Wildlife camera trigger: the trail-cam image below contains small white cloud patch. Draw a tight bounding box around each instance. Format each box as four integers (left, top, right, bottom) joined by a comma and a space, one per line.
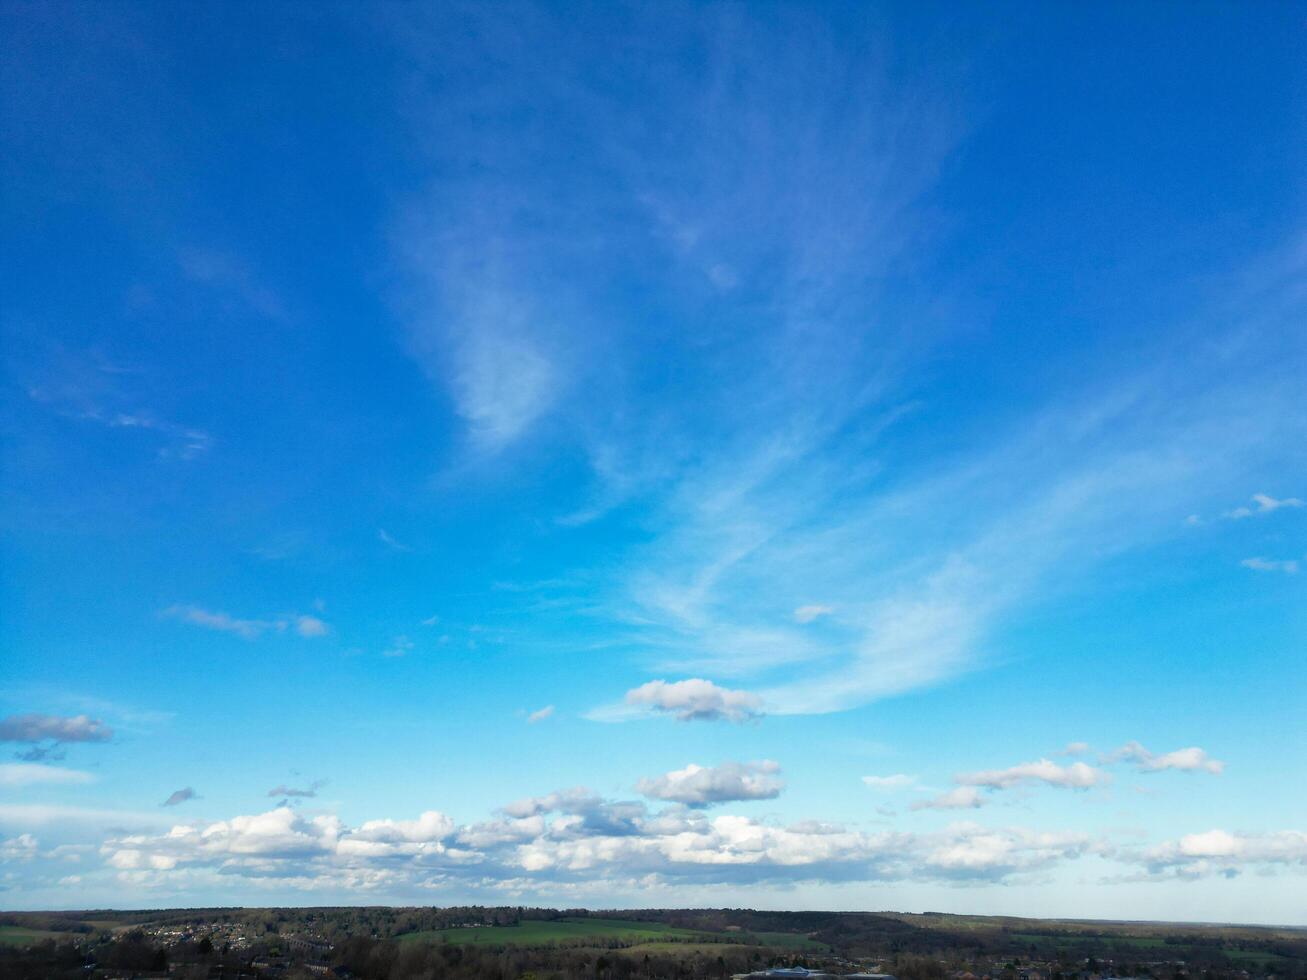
793, 604, 834, 624
623, 679, 763, 723
637, 761, 784, 806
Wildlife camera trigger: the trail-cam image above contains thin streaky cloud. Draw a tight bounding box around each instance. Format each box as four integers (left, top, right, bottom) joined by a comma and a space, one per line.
1240, 556, 1299, 574
0, 714, 112, 744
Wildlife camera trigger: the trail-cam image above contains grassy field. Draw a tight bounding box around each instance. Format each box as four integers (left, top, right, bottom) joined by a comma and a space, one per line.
397, 917, 707, 947
621, 941, 768, 955
0, 925, 69, 947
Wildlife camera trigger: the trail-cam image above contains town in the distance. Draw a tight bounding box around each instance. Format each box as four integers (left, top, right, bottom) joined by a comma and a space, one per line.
1, 906, 1304, 980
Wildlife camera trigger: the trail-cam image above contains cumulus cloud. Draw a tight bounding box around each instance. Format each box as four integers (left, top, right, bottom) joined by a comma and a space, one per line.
0, 833, 39, 862
862, 774, 917, 791
1136, 829, 1307, 878
500, 787, 601, 820
90, 791, 1104, 892
621, 679, 763, 723
794, 604, 834, 624
1225, 492, 1304, 519
957, 759, 1110, 791
911, 787, 986, 811
1240, 556, 1299, 574
162, 788, 197, 807
527, 705, 555, 724
0, 713, 113, 744
1109, 742, 1224, 775
636, 761, 784, 807
1059, 741, 1090, 756
0, 763, 95, 788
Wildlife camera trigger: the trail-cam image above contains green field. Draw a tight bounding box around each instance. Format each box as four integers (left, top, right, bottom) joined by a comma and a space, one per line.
623, 941, 765, 955
1221, 949, 1294, 964
0, 925, 68, 947
397, 917, 707, 946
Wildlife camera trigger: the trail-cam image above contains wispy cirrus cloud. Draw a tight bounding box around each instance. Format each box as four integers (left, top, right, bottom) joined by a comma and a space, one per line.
1224, 492, 1303, 519
794, 604, 834, 624
0, 763, 95, 789
1240, 556, 1300, 574
161, 605, 330, 640
378, 528, 412, 552
21, 347, 213, 460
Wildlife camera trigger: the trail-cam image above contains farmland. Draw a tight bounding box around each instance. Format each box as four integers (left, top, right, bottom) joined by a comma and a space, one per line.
0, 925, 67, 946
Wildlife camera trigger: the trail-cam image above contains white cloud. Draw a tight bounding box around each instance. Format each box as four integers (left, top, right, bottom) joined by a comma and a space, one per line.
1059, 741, 1090, 756
1225, 492, 1304, 519
0, 713, 112, 744
163, 605, 328, 641
957, 759, 1110, 791
862, 774, 917, 791
922, 822, 1098, 875
1138, 829, 1307, 877
1240, 556, 1299, 574
526, 705, 555, 724
86, 795, 1108, 891
794, 604, 834, 624
1109, 742, 1224, 775
912, 787, 986, 811
163, 605, 271, 639
636, 761, 784, 807
0, 833, 39, 862
0, 763, 95, 789
620, 679, 763, 723
452, 330, 557, 449
378, 528, 412, 552
296, 615, 330, 637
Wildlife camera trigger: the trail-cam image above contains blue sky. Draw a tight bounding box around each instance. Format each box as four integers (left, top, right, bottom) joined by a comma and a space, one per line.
2, 1, 1305, 921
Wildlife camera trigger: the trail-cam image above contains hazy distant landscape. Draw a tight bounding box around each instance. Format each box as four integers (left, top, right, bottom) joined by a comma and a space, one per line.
3, 906, 1306, 979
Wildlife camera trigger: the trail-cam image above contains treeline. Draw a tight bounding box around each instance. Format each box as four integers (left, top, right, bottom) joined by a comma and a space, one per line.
335, 937, 834, 980
0, 931, 168, 980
